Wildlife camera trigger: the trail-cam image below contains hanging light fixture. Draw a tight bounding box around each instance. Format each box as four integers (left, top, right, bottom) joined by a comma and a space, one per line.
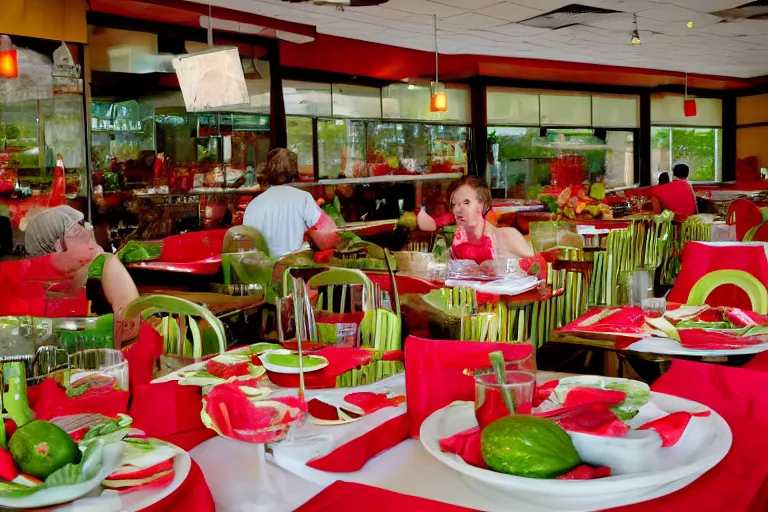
0, 35, 18, 79
430, 14, 447, 113
683, 72, 697, 117
630, 14, 641, 45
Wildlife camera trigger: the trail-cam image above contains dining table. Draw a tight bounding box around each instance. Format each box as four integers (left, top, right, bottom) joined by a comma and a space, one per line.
181, 360, 768, 512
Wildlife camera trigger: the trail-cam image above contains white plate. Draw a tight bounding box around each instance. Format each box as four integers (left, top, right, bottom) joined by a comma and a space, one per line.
420, 394, 731, 511
627, 336, 768, 357
54, 441, 191, 512
0, 443, 124, 510
258, 349, 329, 374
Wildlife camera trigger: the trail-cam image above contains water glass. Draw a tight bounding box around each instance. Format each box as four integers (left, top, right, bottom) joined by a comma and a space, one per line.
68, 348, 129, 391
474, 368, 535, 428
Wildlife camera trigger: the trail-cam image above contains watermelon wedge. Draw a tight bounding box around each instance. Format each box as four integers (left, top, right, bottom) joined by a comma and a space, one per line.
102, 468, 175, 493
107, 459, 174, 481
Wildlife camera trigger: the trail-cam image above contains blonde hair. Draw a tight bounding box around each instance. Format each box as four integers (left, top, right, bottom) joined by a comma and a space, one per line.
447, 176, 493, 216
261, 148, 299, 186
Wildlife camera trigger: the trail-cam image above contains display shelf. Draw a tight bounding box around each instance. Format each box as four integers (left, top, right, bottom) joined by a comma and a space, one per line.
293, 172, 463, 186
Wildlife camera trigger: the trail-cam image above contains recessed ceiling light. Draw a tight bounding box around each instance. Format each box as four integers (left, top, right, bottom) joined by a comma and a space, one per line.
687, 21, 694, 28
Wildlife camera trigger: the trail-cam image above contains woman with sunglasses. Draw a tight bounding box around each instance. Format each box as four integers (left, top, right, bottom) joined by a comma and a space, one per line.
243, 148, 339, 257
24, 205, 139, 316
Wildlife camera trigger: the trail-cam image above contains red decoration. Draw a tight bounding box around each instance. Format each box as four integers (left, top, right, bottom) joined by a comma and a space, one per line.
684, 98, 697, 117
0, 49, 17, 79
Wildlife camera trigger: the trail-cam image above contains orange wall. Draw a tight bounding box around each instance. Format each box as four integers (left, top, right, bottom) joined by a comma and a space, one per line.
737, 94, 768, 168
0, 0, 87, 43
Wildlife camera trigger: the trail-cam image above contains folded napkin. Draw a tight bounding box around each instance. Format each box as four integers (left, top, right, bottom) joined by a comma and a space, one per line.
28, 378, 129, 421
306, 413, 408, 472
636, 410, 711, 447
129, 381, 206, 441
608, 360, 768, 512
265, 347, 403, 389
405, 336, 533, 438
296, 481, 478, 512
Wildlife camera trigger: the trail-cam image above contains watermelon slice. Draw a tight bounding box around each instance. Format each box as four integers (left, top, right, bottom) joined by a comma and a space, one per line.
107, 459, 174, 481
201, 384, 305, 444
206, 359, 250, 379
68, 374, 118, 397
102, 468, 175, 493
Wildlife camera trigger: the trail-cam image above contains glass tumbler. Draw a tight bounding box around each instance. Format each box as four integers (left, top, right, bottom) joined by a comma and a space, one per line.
474, 367, 535, 428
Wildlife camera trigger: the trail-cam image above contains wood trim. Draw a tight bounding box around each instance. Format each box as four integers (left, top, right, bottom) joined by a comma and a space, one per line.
735, 121, 768, 129
722, 96, 736, 182
469, 78, 487, 178
638, 92, 651, 187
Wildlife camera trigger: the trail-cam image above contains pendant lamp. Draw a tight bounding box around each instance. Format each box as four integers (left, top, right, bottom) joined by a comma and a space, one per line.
430, 14, 447, 113
0, 35, 18, 79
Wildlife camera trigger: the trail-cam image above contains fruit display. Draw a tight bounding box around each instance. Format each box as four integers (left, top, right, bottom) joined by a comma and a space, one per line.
542, 183, 613, 220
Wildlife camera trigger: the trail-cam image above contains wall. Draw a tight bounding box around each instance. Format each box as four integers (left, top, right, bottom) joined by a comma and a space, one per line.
0, 0, 87, 43
737, 94, 768, 169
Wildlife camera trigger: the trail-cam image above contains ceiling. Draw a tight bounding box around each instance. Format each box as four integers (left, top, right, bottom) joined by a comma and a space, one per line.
185, 0, 768, 79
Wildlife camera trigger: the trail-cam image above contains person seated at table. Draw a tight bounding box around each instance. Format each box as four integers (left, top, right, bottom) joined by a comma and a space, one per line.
24, 205, 139, 315
448, 176, 533, 264
244, 148, 339, 258
649, 163, 697, 217
658, 172, 670, 185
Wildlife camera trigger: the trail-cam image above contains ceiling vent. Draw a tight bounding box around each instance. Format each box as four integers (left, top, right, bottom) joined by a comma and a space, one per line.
280, 0, 389, 6
518, 4, 621, 29
714, 1, 768, 20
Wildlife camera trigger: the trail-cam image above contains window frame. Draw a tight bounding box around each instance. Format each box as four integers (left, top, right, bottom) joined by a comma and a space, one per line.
651, 125, 723, 184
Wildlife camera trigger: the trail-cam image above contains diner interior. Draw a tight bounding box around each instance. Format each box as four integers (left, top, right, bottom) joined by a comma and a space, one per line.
1, 0, 768, 511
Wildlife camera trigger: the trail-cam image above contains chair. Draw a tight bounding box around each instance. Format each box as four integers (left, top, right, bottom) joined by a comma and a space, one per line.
687, 270, 768, 315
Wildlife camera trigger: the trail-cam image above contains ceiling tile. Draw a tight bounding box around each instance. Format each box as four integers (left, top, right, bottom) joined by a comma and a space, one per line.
474, 2, 543, 22
383, 0, 467, 17
701, 19, 768, 36
497, 0, 572, 11
318, 20, 387, 33
669, 0, 749, 14
433, 0, 504, 9
441, 12, 509, 29
638, 5, 722, 25
485, 22, 551, 36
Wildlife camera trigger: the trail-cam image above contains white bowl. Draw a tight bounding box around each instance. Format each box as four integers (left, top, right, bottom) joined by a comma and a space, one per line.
420, 393, 731, 511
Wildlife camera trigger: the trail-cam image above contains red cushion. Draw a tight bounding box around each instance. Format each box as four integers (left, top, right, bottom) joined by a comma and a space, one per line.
651, 180, 697, 218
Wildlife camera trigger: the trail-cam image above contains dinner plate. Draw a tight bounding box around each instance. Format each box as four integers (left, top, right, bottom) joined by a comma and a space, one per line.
54, 441, 191, 512
259, 349, 329, 374
627, 336, 768, 357
420, 394, 731, 511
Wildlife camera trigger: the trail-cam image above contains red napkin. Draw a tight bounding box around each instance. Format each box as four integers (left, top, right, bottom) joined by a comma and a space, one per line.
636, 410, 711, 448
562, 387, 626, 408
438, 425, 611, 480
537, 403, 629, 437
28, 379, 129, 421
678, 329, 767, 350
296, 481, 478, 512
404, 336, 533, 438
142, 460, 215, 512
129, 381, 205, 441
608, 360, 768, 512
438, 426, 486, 469
122, 323, 164, 393
159, 229, 227, 263
265, 347, 403, 389
306, 413, 408, 472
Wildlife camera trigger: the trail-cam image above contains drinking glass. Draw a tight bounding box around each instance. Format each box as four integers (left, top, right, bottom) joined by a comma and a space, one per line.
68, 348, 129, 391
474, 367, 535, 428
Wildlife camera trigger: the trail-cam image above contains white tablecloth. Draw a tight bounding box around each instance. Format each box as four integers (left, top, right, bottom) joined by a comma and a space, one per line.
190, 372, 573, 512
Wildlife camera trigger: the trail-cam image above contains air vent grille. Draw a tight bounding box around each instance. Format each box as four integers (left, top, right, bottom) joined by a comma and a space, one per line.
519, 4, 620, 29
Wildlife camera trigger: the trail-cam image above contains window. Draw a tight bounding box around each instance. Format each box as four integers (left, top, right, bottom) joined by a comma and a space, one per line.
651, 127, 721, 183
317, 119, 366, 179
382, 83, 470, 123
487, 126, 635, 197
286, 116, 314, 181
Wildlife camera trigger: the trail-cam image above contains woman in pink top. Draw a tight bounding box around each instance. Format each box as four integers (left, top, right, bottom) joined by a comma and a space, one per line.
448, 176, 533, 264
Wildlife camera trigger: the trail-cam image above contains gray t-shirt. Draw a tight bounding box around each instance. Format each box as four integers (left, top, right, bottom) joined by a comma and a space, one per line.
243, 186, 322, 258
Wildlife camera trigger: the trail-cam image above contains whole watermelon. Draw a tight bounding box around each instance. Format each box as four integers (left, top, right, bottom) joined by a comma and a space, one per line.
481, 415, 580, 479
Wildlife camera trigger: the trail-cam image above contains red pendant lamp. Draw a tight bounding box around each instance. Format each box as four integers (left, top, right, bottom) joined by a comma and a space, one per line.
683, 72, 697, 117
430, 14, 447, 113
0, 35, 18, 79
